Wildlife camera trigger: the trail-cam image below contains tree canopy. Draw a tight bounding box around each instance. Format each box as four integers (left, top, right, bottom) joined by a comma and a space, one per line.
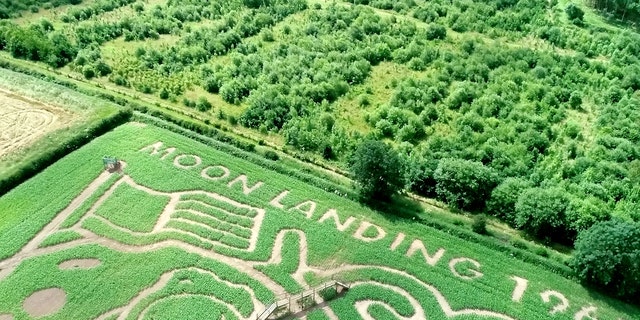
349, 140, 405, 202
571, 219, 640, 303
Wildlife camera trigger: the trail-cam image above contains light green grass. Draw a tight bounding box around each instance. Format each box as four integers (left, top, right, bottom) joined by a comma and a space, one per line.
95, 182, 170, 233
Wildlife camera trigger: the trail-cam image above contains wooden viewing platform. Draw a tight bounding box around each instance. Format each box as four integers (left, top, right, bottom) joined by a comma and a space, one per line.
256, 280, 350, 320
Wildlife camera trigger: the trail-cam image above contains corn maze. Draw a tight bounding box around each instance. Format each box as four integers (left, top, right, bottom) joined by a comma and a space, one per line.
0, 123, 636, 320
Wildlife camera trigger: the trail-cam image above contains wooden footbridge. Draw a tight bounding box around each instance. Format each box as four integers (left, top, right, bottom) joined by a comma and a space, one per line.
257, 280, 350, 320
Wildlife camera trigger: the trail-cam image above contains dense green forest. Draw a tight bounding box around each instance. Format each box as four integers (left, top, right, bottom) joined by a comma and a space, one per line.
1, 0, 640, 298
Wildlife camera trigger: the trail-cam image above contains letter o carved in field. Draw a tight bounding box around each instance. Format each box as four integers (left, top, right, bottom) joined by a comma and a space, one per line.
201, 165, 231, 181
173, 154, 202, 169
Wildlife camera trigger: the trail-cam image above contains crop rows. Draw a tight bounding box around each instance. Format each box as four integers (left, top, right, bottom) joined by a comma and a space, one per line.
0, 123, 637, 319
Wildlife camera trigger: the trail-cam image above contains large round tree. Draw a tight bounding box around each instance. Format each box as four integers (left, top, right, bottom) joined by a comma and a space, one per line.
514, 187, 568, 241
571, 219, 640, 303
350, 140, 405, 202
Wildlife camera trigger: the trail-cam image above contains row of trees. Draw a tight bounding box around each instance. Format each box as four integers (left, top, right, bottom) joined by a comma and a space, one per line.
60, 0, 135, 22
0, 0, 82, 19
350, 139, 639, 303
0, 22, 77, 67
586, 0, 640, 23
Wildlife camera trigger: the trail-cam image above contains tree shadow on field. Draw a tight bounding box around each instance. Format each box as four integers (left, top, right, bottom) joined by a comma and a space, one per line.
363, 193, 426, 224
584, 283, 640, 315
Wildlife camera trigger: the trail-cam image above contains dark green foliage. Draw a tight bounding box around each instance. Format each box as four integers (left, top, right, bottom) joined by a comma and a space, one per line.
586, 0, 640, 23
515, 188, 569, 241
565, 3, 585, 24
5, 26, 51, 61
571, 219, 640, 303
426, 23, 447, 40
159, 87, 170, 100
322, 145, 334, 160
0, 23, 77, 67
405, 157, 438, 198
486, 178, 532, 224
0, 0, 84, 19
61, 0, 135, 22
472, 214, 488, 234
350, 140, 405, 202
94, 60, 112, 77
434, 158, 499, 211
264, 150, 279, 161
82, 65, 96, 79
196, 97, 212, 112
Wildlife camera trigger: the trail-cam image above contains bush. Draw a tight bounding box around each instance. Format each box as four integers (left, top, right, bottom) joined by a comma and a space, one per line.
159, 88, 169, 100
264, 150, 279, 161
534, 247, 549, 258
571, 219, 640, 303
322, 145, 333, 160
196, 97, 212, 112
426, 24, 447, 40
514, 187, 569, 241
472, 214, 488, 234
434, 158, 499, 211
486, 178, 532, 224
565, 4, 584, 25
82, 65, 95, 79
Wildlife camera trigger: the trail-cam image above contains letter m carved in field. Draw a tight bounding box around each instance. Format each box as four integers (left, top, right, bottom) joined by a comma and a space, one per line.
139, 142, 176, 160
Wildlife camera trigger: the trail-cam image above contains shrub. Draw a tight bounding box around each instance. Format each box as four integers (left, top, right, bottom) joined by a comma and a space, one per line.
434, 158, 499, 210
514, 187, 569, 241
94, 60, 112, 76
565, 3, 584, 25
264, 150, 279, 161
261, 30, 274, 42
196, 97, 212, 112
486, 178, 532, 224
534, 247, 549, 258
82, 65, 95, 79
159, 88, 169, 100
426, 24, 447, 40
182, 98, 195, 108
472, 214, 488, 234
322, 145, 334, 160
571, 219, 640, 303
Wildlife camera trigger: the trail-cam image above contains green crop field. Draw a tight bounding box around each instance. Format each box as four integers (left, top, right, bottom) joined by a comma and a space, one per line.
2, 0, 640, 256
0, 122, 637, 319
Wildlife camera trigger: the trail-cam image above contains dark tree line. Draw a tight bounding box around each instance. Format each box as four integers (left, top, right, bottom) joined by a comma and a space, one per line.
586, 0, 640, 23
0, 0, 82, 19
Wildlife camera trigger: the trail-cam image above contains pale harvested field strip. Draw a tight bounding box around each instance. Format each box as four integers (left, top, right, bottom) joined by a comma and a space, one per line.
0, 88, 74, 158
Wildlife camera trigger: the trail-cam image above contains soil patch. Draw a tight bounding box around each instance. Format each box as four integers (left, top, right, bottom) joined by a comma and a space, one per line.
58, 258, 102, 270
23, 287, 66, 318
0, 314, 14, 320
